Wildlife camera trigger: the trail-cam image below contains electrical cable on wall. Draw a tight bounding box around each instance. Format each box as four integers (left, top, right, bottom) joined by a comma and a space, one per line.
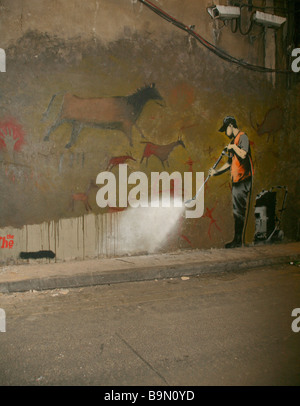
233, 1, 298, 15
137, 0, 293, 74
238, 7, 255, 35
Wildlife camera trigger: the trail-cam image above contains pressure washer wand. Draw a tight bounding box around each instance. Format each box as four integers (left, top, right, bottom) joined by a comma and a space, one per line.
185, 149, 227, 205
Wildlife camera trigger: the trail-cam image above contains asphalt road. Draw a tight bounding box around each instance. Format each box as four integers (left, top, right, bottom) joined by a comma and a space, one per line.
0, 263, 299, 386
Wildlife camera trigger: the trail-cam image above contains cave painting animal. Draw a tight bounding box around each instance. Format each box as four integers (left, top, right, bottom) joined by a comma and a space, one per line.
106, 152, 136, 171
71, 180, 98, 211
43, 83, 164, 148
250, 106, 284, 142
140, 136, 186, 168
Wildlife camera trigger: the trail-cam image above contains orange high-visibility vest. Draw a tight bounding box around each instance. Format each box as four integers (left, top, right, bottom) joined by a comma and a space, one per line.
231, 132, 254, 183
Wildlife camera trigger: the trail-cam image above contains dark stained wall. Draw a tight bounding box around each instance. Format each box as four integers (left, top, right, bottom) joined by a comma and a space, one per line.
0, 0, 299, 259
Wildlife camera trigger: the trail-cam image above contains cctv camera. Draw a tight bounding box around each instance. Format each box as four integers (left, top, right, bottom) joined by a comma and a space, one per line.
207, 5, 240, 20
253, 11, 286, 28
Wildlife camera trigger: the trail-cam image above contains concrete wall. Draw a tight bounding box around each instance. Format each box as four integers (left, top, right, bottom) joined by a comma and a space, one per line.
0, 0, 299, 264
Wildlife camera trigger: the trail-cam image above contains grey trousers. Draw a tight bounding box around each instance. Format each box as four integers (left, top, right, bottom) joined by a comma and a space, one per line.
232, 177, 252, 222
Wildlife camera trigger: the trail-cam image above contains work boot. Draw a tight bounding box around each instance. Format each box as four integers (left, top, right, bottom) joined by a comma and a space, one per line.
225, 218, 244, 249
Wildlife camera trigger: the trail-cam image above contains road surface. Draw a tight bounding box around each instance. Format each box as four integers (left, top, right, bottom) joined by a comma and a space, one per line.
0, 263, 299, 386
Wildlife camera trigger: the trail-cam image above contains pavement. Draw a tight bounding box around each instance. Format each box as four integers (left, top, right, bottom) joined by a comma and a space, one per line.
0, 241, 299, 293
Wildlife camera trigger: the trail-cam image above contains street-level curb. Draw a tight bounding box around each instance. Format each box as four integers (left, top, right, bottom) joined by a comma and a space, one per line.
0, 249, 299, 293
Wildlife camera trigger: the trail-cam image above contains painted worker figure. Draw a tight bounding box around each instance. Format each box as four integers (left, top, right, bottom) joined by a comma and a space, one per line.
208, 116, 253, 248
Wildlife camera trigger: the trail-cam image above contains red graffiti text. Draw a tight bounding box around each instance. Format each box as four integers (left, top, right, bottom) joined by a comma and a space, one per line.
0, 235, 14, 249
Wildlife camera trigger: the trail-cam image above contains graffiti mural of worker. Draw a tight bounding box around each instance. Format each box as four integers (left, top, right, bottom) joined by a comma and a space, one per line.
208, 116, 254, 248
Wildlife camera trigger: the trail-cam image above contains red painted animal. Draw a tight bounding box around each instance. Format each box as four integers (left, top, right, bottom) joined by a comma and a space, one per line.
250, 106, 283, 142
106, 153, 136, 171
140, 137, 186, 168
71, 180, 98, 211
43, 84, 164, 148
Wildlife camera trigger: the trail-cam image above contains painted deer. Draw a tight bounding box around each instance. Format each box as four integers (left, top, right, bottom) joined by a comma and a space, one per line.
43, 83, 164, 148
106, 152, 136, 171
71, 180, 98, 211
140, 136, 186, 168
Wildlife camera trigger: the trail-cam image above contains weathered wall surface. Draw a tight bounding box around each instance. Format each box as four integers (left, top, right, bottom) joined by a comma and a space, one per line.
0, 0, 299, 264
